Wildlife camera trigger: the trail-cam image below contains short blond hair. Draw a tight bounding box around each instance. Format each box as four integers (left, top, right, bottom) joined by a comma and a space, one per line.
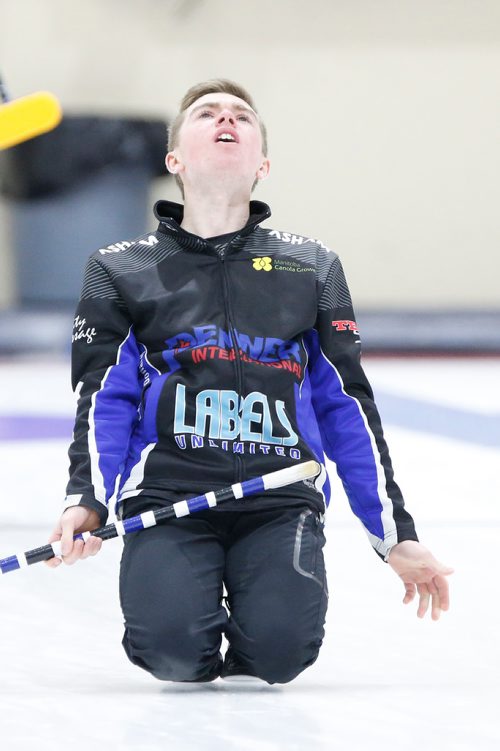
167, 79, 268, 197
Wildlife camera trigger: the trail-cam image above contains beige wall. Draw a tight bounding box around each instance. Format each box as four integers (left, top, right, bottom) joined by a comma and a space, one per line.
1, 0, 499, 309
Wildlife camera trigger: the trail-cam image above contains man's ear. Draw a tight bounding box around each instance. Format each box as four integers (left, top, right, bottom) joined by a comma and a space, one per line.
166, 151, 184, 175
256, 158, 270, 181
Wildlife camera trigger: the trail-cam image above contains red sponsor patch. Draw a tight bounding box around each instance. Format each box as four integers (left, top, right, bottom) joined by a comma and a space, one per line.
331, 320, 359, 334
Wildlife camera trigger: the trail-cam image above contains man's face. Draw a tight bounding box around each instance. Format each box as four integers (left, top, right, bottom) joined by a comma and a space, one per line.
167, 93, 269, 192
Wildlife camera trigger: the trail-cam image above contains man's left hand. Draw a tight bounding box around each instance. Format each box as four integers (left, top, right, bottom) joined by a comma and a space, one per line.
386, 540, 454, 620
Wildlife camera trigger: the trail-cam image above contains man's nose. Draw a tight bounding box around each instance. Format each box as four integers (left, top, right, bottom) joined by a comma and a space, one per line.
217, 110, 236, 126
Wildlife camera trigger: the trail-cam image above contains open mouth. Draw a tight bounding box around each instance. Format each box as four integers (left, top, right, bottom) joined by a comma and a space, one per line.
214, 129, 239, 144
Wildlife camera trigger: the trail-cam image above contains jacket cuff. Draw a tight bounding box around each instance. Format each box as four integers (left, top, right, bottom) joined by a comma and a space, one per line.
63, 494, 109, 527
371, 525, 419, 562
382, 528, 420, 563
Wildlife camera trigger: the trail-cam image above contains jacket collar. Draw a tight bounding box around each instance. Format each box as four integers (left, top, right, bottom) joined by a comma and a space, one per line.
154, 199, 271, 249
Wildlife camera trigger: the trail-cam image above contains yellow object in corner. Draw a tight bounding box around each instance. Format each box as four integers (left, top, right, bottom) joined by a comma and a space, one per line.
0, 91, 62, 149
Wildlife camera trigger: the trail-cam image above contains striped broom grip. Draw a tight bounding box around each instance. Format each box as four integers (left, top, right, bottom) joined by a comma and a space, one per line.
0, 461, 320, 575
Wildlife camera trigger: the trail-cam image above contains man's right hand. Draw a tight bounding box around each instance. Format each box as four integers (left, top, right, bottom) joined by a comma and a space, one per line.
45, 506, 103, 568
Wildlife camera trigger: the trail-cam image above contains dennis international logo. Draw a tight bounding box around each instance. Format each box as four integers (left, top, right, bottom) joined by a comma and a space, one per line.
252, 257, 273, 271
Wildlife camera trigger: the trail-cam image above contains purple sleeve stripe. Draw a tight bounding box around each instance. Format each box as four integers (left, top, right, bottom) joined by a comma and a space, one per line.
293, 375, 330, 508
316, 349, 387, 539
90, 328, 142, 504
304, 329, 395, 543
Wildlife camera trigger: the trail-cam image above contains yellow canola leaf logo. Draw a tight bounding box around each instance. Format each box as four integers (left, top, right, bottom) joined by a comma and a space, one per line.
252, 257, 273, 271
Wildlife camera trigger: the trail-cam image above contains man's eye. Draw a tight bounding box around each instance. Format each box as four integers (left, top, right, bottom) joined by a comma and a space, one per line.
199, 111, 213, 118
237, 115, 251, 122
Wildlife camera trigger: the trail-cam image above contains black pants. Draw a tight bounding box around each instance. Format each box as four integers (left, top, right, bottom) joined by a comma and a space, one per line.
119, 503, 328, 684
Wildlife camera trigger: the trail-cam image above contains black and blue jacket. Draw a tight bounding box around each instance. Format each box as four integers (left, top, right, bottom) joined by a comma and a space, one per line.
65, 199, 418, 559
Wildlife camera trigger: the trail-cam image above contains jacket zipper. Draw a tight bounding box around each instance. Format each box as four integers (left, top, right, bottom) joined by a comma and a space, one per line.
216, 240, 244, 483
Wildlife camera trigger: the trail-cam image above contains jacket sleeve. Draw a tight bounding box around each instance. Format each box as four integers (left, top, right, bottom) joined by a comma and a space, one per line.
305, 250, 418, 560
64, 256, 142, 525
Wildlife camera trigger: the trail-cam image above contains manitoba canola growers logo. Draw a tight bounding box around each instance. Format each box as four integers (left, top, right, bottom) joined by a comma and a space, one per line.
252, 257, 273, 271
251, 256, 314, 273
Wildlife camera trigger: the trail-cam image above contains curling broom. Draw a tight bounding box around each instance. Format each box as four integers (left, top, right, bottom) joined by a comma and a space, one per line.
0, 460, 321, 574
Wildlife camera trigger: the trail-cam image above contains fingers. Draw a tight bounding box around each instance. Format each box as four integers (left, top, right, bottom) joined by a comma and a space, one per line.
416, 583, 431, 618
401, 572, 451, 620
79, 535, 103, 560
61, 537, 85, 565
433, 574, 450, 613
45, 508, 103, 569
60, 515, 88, 564
392, 543, 453, 619
57, 536, 103, 565
44, 525, 63, 568
60, 515, 77, 558
415, 579, 448, 620
434, 559, 454, 577
403, 582, 415, 605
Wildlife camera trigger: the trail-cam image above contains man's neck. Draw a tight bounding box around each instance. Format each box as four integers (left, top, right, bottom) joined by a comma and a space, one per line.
180, 188, 251, 239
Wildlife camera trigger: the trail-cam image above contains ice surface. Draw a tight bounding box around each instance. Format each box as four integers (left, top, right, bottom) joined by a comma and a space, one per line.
0, 357, 499, 751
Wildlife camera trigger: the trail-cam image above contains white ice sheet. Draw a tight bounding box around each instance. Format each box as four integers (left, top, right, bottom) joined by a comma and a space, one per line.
0, 358, 498, 750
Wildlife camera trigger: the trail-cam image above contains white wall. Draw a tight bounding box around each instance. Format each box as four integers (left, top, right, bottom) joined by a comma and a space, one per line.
1, 0, 499, 309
